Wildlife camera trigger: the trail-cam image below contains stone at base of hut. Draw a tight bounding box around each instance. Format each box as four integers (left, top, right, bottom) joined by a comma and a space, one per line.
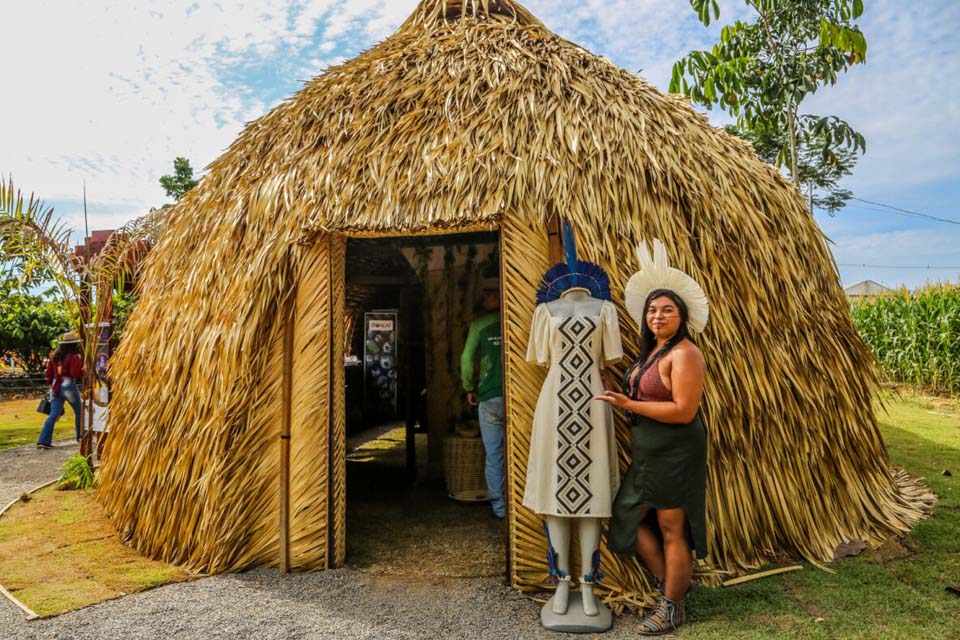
832, 539, 868, 560
540, 591, 612, 633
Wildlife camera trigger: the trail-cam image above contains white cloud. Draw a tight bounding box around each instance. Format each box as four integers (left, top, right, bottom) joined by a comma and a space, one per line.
0, 0, 407, 229
525, 0, 753, 88
838, 228, 958, 260
4, 1, 302, 207
1, 0, 956, 290
802, 2, 960, 194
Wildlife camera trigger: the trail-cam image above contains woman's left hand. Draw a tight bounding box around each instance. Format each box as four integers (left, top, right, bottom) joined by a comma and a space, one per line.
594, 390, 631, 409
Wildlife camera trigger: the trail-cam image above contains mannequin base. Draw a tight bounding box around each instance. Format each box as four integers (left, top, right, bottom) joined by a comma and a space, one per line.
540, 591, 613, 633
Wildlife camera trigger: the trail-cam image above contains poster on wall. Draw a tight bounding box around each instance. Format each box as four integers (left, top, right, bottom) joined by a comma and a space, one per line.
364, 311, 399, 420
94, 322, 111, 384
87, 322, 112, 433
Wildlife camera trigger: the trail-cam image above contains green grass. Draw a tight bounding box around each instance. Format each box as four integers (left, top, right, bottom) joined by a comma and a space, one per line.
684, 390, 960, 639
0, 397, 76, 448
0, 487, 191, 616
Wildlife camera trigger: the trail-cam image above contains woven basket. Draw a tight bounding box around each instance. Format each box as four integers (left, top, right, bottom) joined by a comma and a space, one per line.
444, 435, 488, 502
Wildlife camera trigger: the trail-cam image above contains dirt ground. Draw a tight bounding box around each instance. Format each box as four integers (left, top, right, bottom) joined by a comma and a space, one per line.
345, 428, 505, 578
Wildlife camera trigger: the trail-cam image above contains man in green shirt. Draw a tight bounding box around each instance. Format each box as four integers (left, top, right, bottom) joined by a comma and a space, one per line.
461, 285, 505, 518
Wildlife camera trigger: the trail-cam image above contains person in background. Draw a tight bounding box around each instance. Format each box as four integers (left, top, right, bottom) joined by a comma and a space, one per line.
37, 332, 84, 449
461, 283, 505, 519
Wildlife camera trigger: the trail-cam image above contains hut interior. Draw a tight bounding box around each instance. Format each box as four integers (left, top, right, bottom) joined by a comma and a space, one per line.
341, 231, 505, 575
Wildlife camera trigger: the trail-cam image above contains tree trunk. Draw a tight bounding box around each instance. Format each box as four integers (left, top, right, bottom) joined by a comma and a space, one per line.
787, 101, 800, 185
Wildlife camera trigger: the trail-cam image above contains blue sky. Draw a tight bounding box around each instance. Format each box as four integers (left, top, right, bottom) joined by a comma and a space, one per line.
2, 0, 958, 289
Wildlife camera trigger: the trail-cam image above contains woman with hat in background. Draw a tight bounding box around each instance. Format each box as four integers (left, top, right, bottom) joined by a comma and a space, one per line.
37, 331, 84, 449
595, 239, 709, 635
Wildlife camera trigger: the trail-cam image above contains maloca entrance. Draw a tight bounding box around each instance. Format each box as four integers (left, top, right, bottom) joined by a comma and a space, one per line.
340, 231, 507, 578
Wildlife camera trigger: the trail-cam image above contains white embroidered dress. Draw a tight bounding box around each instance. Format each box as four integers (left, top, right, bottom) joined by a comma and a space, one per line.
522, 301, 623, 517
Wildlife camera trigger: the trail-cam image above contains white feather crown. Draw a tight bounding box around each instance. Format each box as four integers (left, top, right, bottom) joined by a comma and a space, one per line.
624, 239, 709, 333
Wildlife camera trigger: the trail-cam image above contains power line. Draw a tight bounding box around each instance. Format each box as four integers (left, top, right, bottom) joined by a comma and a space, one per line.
845, 204, 910, 215
849, 197, 960, 225
838, 263, 960, 270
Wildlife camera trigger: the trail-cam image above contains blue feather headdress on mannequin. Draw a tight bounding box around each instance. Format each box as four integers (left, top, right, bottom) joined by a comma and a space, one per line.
535, 221, 612, 304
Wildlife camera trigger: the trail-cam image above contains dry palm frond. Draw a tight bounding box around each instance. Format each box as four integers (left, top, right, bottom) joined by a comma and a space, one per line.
96, 0, 933, 607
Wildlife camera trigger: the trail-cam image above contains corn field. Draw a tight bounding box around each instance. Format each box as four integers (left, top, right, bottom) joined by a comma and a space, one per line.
851, 283, 960, 395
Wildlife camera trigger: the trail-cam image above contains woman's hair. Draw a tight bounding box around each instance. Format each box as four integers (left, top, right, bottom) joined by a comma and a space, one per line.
624, 289, 694, 392
52, 341, 79, 363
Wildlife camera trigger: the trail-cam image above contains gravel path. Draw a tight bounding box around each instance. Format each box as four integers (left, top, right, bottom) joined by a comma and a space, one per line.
0, 443, 670, 640
0, 439, 78, 506
4, 569, 662, 640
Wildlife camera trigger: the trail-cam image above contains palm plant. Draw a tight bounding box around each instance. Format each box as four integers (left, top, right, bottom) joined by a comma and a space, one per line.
1, 175, 158, 458
0, 177, 78, 307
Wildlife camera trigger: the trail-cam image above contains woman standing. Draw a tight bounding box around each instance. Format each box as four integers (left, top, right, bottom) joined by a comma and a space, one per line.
37, 332, 84, 449
595, 240, 709, 636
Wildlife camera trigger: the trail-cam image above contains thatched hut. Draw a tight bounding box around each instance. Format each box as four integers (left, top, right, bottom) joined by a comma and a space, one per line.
98, 0, 930, 609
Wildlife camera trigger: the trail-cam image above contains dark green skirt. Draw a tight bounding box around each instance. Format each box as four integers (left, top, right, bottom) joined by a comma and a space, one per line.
607, 414, 708, 559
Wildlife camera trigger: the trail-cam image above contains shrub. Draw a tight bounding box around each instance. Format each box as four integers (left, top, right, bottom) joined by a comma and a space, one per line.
57, 454, 94, 490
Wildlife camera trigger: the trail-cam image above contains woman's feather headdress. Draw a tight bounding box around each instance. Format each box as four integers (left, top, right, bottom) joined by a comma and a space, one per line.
624, 239, 709, 332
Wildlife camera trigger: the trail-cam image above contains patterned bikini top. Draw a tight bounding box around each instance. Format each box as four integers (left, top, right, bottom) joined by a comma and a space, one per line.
625, 355, 673, 402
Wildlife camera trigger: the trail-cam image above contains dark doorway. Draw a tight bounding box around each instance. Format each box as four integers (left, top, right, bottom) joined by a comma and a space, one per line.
342, 231, 506, 578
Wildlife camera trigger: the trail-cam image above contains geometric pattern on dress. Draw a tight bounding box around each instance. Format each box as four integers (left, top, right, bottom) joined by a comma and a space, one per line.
555, 316, 597, 514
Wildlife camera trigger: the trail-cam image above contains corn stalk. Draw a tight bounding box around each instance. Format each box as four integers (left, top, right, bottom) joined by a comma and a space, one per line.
851, 284, 960, 394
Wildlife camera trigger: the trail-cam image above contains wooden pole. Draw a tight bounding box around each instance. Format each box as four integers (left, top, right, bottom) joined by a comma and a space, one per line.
279, 291, 296, 573
79, 267, 93, 460
328, 235, 347, 568
497, 226, 512, 584
85, 369, 94, 459
546, 208, 562, 265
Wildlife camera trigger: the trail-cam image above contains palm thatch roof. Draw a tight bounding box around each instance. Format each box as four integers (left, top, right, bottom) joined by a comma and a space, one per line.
97, 0, 932, 606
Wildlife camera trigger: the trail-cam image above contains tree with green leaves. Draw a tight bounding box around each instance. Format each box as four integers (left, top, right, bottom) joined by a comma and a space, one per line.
0, 283, 71, 372
2, 175, 155, 456
159, 156, 198, 202
671, 0, 867, 211
726, 124, 856, 214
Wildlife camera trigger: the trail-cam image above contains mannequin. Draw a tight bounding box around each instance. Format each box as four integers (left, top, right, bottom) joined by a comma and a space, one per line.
524, 275, 622, 628
544, 287, 603, 317
544, 287, 604, 616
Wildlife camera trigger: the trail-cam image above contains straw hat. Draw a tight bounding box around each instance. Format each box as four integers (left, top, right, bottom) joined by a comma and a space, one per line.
59, 331, 81, 344
624, 239, 709, 333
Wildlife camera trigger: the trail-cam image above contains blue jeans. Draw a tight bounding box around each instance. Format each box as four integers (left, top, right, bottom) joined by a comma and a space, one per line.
478, 396, 506, 517
38, 379, 82, 446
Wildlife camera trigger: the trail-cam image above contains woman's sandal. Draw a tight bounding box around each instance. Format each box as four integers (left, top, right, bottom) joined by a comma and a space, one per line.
638, 595, 685, 636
